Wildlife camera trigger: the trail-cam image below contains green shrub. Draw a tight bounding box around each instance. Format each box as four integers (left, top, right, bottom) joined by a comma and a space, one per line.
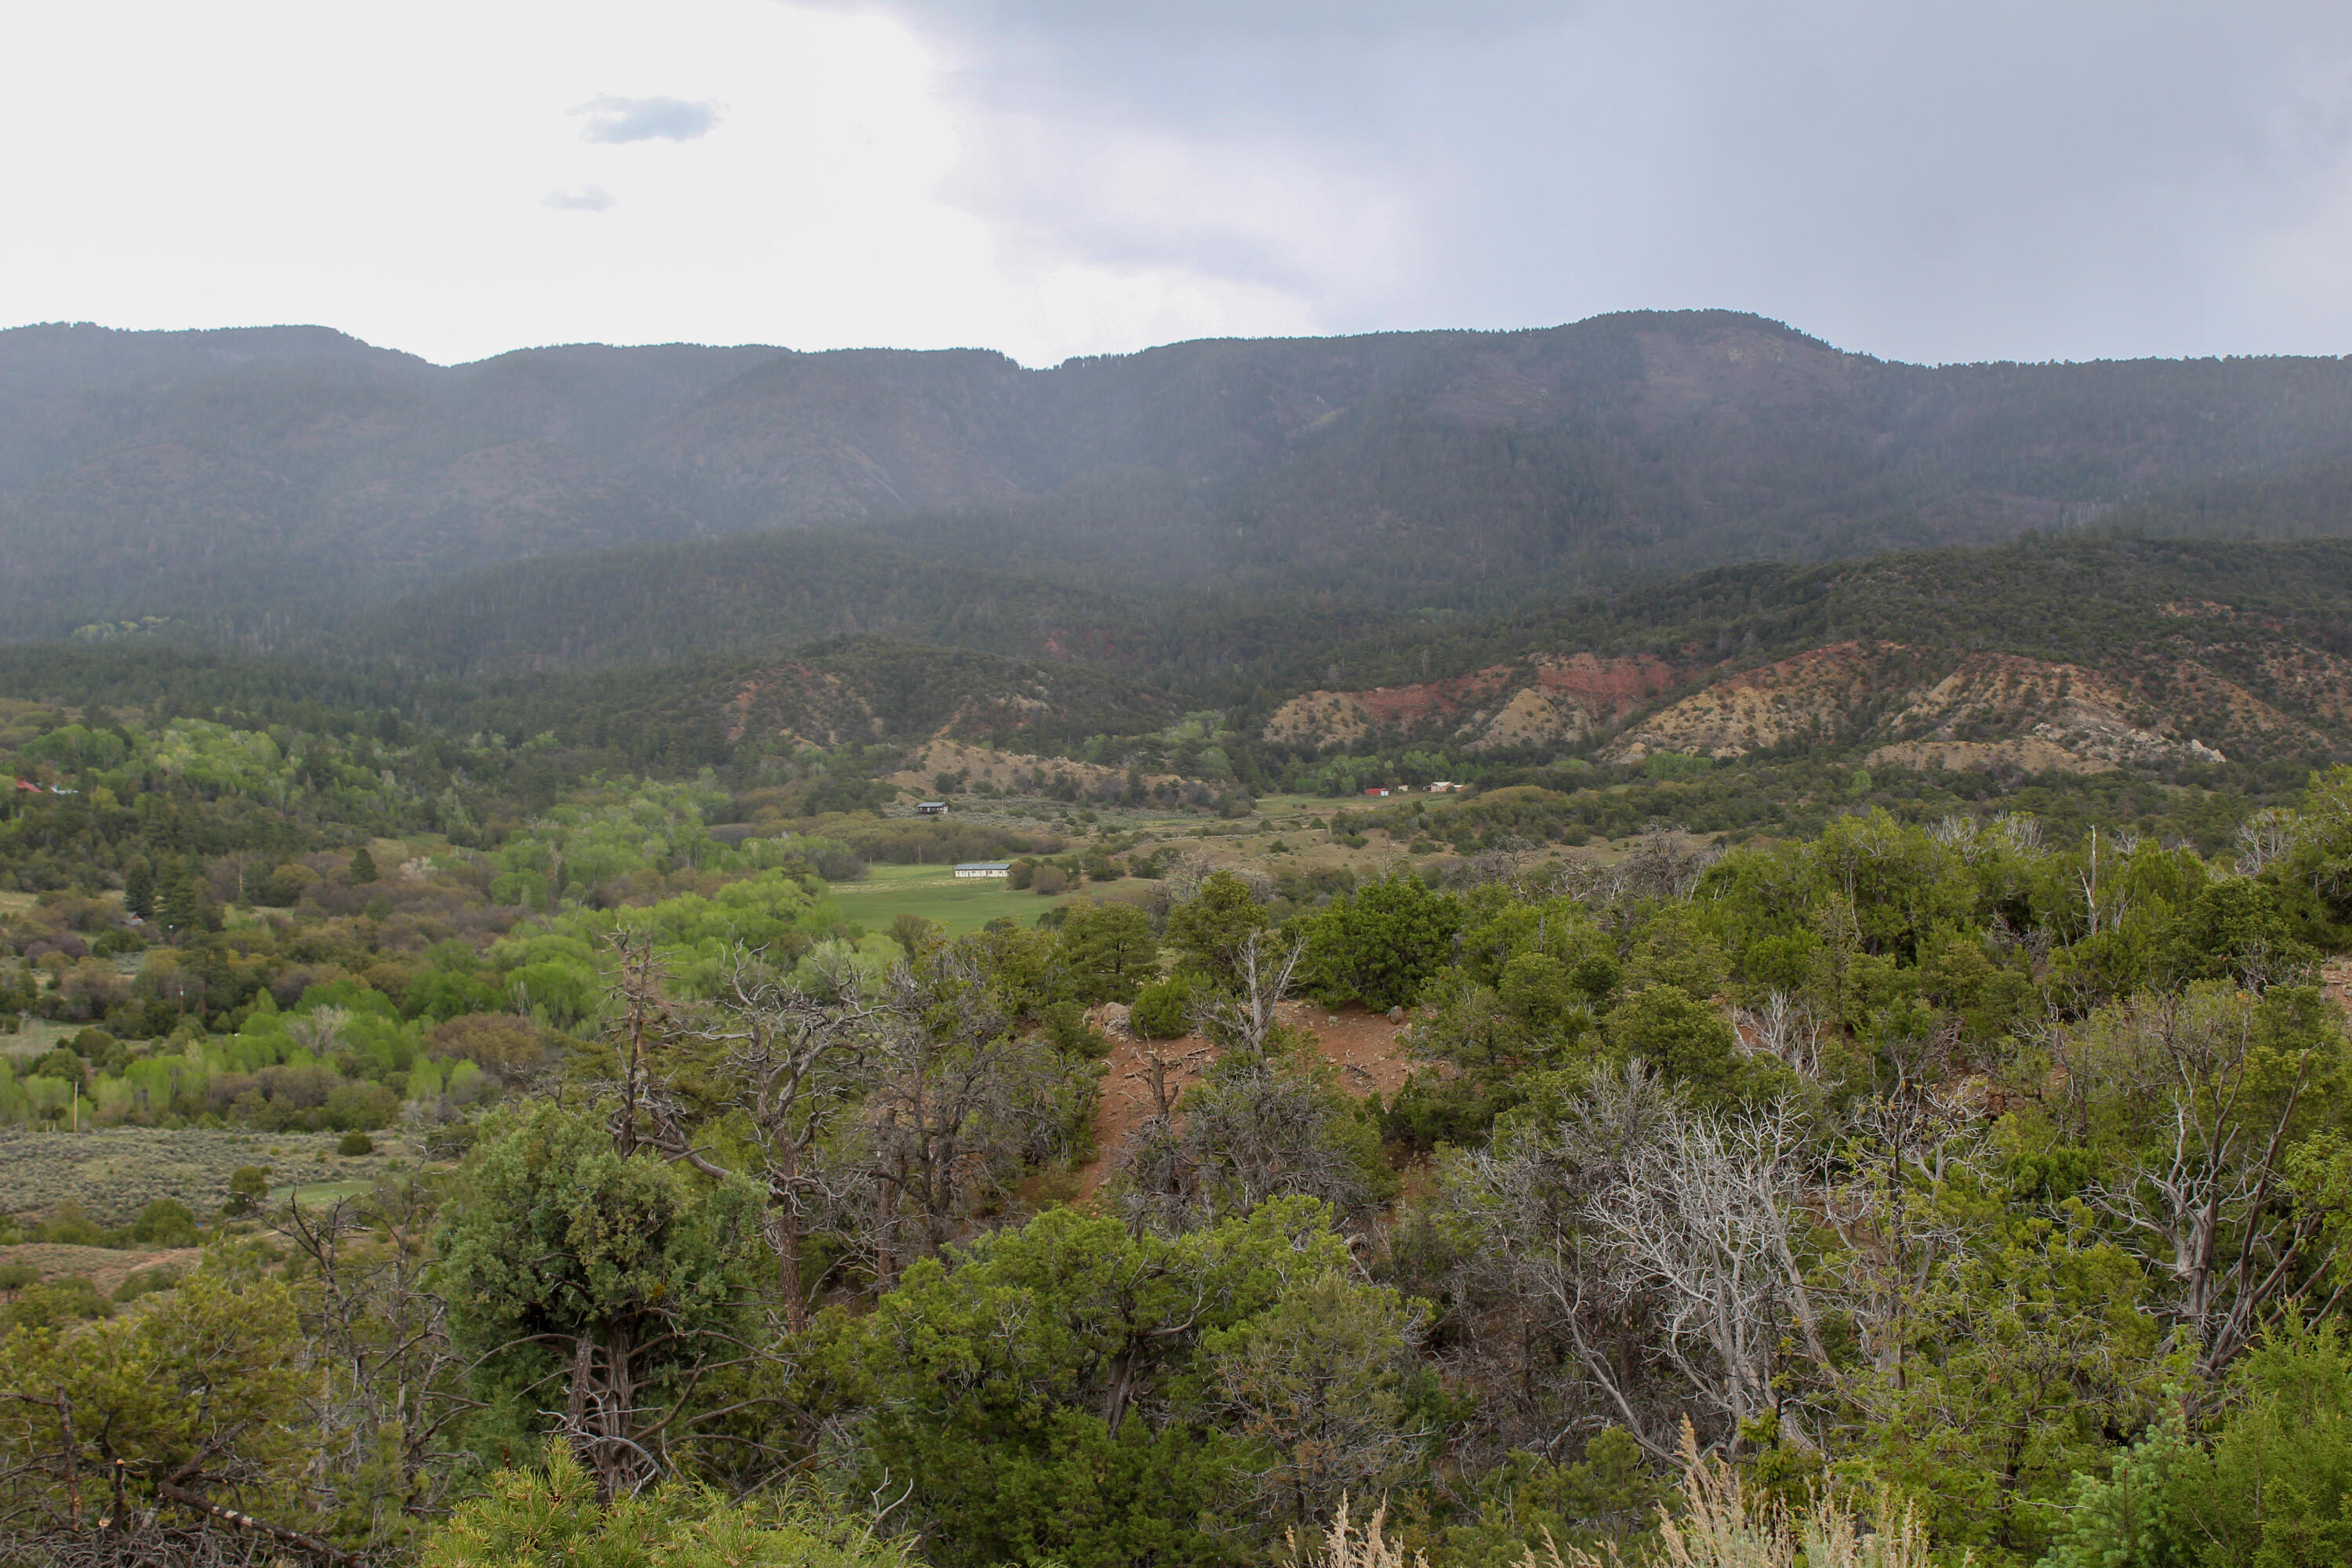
128, 1196, 200, 1247
422, 1447, 914, 1568
1131, 978, 1199, 1040
338, 1130, 376, 1156
323, 1081, 400, 1132
222, 1165, 270, 1217
0, 1262, 38, 1294
5, 1276, 112, 1331
1041, 1000, 1112, 1059
35, 1199, 107, 1246
113, 1263, 185, 1304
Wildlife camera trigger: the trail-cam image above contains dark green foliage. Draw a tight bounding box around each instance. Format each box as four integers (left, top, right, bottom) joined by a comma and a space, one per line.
811, 1199, 1362, 1568
338, 1130, 376, 1156
1053, 901, 1159, 1006
347, 845, 379, 885
1297, 875, 1466, 1011
1132, 977, 1200, 1040
122, 855, 154, 917
127, 1196, 200, 1247
1165, 871, 1273, 990
222, 1164, 270, 1216
1605, 986, 1788, 1105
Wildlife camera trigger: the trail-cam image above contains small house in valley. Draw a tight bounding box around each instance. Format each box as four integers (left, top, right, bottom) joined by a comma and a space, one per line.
915, 800, 949, 816
954, 862, 1011, 879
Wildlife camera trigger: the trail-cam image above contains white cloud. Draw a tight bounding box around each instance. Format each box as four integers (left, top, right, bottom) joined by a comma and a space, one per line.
542, 186, 617, 212
3, 0, 2351, 366
574, 94, 722, 143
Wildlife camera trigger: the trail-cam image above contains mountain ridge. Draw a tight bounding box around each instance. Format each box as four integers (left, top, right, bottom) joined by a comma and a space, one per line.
9, 310, 2352, 641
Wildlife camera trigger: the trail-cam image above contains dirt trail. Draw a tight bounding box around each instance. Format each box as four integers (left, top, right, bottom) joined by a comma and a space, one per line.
0, 1243, 205, 1298
1074, 1000, 1419, 1197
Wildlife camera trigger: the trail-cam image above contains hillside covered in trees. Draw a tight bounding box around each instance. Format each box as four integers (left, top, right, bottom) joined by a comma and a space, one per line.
7, 659, 2352, 1565
8, 311, 2352, 641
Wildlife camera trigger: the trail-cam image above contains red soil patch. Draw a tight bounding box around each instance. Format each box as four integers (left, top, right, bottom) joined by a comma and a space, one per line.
1073, 1001, 1421, 1197
2323, 958, 2352, 1024
1344, 654, 1684, 731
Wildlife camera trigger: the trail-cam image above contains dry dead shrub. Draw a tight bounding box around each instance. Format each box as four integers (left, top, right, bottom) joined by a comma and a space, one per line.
1521, 1423, 1945, 1568
1285, 1494, 1424, 1568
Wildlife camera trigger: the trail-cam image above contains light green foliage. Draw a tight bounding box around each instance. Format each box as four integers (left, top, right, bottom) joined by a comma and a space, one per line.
2, 1274, 112, 1330
1852, 1201, 2176, 1563
2038, 1316, 2352, 1568
1432, 1429, 1664, 1568
421, 1446, 914, 1568
0, 1265, 309, 1526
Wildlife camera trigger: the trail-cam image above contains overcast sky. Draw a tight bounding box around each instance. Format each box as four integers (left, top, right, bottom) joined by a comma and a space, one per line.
6, 1, 2351, 367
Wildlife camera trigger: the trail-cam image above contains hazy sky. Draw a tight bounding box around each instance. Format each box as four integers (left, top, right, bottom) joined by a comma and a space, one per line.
6, 1, 2351, 367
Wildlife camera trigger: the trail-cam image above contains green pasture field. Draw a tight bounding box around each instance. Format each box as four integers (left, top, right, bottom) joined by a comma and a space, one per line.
828, 862, 1077, 937
270, 1177, 379, 1209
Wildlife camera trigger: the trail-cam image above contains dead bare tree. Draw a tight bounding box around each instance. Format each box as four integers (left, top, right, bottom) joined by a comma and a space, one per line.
1814, 1094, 1987, 1385
818, 949, 1089, 1290
1732, 991, 1824, 1080
1196, 931, 1305, 1063
1577, 1099, 1834, 1456
2070, 989, 2343, 1381
275, 1180, 470, 1551
608, 937, 881, 1332
1425, 1061, 1687, 1460
1117, 932, 1384, 1234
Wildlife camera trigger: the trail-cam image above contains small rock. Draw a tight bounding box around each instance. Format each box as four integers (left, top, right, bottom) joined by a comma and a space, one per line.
1386, 1006, 1404, 1024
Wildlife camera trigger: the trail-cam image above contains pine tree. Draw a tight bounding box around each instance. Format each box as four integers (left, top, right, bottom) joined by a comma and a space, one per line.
156, 857, 201, 935
123, 855, 155, 919
349, 844, 379, 884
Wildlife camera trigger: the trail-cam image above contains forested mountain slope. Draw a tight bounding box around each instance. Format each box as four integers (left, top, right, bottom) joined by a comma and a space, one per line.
9, 313, 2352, 638
13, 537, 2350, 797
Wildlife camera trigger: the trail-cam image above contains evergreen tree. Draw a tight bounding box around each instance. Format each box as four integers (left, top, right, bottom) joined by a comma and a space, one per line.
154, 856, 201, 935
348, 844, 379, 884
122, 855, 154, 918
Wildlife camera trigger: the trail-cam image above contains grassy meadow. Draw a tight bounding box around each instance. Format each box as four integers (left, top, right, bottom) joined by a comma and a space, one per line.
827, 862, 1080, 937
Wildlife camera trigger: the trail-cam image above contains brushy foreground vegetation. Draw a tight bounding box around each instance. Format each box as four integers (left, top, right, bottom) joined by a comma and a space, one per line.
5, 731, 2352, 1566
6, 550, 2352, 1567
